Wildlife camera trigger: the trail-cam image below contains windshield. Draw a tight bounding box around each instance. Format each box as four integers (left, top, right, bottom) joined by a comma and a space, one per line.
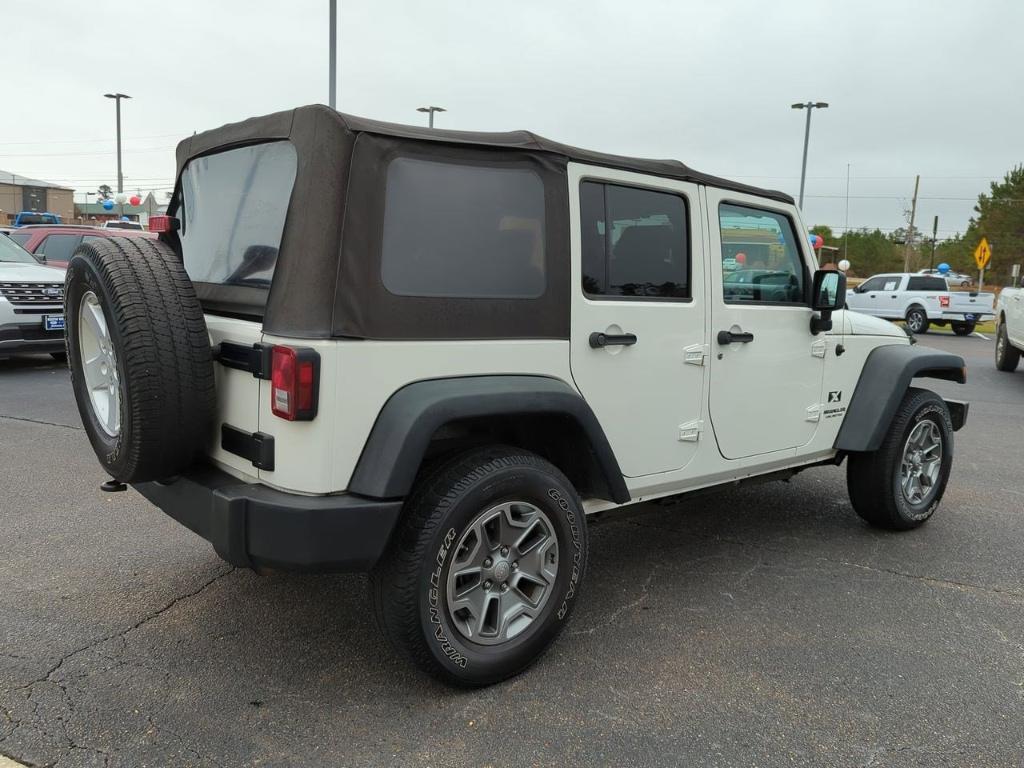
0, 233, 39, 264
17, 213, 56, 225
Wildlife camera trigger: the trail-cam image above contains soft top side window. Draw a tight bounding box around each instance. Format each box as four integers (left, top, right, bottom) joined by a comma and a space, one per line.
380, 156, 546, 299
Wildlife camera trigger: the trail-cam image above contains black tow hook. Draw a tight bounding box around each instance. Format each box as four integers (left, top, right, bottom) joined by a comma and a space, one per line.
100, 479, 127, 493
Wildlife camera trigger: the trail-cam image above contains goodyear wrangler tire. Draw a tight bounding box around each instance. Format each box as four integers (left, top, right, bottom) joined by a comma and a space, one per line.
65, 237, 215, 483
370, 446, 588, 687
846, 388, 953, 531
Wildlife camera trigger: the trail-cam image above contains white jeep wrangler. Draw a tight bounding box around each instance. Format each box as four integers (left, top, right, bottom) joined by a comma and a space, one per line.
63, 106, 968, 686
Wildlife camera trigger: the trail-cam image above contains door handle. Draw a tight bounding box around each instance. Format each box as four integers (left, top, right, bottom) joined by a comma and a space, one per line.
717, 330, 754, 345
891, 294, 898, 298
589, 331, 637, 348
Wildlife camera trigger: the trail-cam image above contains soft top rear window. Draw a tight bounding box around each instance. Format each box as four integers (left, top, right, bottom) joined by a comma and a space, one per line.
179, 141, 297, 288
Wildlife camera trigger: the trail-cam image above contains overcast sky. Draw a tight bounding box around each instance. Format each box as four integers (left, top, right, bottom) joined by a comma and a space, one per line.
3, 0, 1021, 241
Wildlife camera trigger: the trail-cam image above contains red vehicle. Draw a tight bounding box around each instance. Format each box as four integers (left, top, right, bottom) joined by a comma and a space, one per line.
8, 225, 156, 268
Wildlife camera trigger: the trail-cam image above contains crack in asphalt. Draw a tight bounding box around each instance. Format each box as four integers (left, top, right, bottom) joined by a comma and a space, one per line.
0, 415, 81, 432
0, 566, 235, 766
569, 564, 659, 636
622, 518, 1024, 601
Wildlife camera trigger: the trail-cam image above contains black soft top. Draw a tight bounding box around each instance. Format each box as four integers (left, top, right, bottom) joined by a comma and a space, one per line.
176, 104, 792, 204
172, 105, 794, 340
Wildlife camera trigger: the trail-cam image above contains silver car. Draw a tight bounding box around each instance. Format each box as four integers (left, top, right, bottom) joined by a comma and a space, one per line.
0, 234, 66, 359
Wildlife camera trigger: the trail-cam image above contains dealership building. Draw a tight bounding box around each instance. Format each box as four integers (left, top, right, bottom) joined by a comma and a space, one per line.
0, 170, 74, 225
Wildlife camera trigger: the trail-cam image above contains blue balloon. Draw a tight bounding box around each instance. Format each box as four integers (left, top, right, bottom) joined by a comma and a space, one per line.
937, 262, 950, 274
121, 215, 130, 221
102, 198, 114, 211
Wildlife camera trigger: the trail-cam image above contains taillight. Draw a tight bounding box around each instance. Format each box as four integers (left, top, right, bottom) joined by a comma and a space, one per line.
148, 215, 179, 233
939, 295, 950, 308
270, 346, 319, 421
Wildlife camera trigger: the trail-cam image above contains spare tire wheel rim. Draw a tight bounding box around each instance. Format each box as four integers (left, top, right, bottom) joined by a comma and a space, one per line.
445, 501, 559, 646
78, 290, 121, 437
899, 420, 942, 505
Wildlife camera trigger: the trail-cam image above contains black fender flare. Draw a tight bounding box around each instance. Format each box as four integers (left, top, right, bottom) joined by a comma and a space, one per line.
347, 375, 630, 503
834, 344, 966, 452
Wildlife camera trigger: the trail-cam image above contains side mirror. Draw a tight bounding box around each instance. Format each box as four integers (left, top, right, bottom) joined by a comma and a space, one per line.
810, 269, 846, 334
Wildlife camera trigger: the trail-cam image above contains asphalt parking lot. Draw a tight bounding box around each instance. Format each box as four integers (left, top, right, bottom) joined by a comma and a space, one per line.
1, 330, 1022, 768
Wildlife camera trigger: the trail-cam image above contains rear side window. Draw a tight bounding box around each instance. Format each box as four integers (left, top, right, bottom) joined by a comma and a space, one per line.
907, 276, 947, 291
38, 234, 83, 262
380, 157, 546, 299
580, 181, 689, 299
179, 141, 297, 287
8, 233, 30, 247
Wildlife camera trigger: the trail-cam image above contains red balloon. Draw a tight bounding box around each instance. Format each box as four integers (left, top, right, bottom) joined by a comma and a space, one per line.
735, 252, 747, 265
129, 195, 141, 206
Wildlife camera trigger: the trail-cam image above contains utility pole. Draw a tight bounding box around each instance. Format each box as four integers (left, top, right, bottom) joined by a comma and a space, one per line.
328, 0, 337, 109
104, 93, 131, 193
902, 174, 920, 272
843, 163, 850, 261
929, 215, 938, 269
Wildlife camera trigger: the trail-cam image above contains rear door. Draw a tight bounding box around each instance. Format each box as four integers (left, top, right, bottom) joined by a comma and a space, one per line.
176, 141, 298, 479
568, 163, 708, 477
705, 189, 824, 459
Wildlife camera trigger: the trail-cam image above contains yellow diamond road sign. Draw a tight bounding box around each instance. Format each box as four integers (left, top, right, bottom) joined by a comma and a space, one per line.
974, 237, 991, 270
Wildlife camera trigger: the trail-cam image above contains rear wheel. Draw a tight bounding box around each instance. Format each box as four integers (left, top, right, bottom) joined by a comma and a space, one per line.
995, 322, 1021, 372
65, 237, 215, 482
951, 321, 975, 336
847, 388, 953, 530
905, 306, 929, 334
371, 446, 588, 686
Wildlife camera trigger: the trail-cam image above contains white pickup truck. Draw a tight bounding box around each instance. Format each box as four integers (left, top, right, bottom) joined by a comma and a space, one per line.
995, 285, 1023, 371
846, 272, 995, 335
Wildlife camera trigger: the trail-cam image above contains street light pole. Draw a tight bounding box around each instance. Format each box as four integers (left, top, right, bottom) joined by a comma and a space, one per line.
328, 0, 337, 108
791, 101, 829, 209
416, 106, 446, 128
104, 93, 131, 194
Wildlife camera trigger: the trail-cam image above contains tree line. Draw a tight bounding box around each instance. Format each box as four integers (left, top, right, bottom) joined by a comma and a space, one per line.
812, 165, 1024, 283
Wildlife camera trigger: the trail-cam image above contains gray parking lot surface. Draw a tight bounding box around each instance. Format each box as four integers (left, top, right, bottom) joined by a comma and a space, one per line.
2, 332, 1022, 768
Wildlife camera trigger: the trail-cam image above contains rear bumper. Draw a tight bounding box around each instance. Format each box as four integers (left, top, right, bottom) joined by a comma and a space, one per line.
939, 311, 993, 322
133, 466, 402, 572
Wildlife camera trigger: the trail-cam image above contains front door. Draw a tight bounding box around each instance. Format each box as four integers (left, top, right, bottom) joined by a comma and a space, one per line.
568, 164, 707, 477
705, 189, 825, 460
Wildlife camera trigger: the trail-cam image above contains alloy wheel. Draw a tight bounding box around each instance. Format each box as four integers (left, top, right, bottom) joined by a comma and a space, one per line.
899, 420, 942, 505
446, 501, 559, 646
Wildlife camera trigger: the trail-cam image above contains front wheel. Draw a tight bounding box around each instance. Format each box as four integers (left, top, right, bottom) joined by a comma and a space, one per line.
371, 446, 588, 686
847, 388, 953, 530
951, 321, 975, 336
995, 322, 1021, 372
905, 307, 929, 334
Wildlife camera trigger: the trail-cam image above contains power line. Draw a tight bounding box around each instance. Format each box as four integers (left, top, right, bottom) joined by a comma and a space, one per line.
0, 132, 188, 147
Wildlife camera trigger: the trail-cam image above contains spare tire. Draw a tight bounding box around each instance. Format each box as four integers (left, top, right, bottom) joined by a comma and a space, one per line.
65, 237, 215, 483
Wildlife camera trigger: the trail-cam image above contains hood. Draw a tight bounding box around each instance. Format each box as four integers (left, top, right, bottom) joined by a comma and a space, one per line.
0, 261, 66, 283
830, 309, 909, 339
